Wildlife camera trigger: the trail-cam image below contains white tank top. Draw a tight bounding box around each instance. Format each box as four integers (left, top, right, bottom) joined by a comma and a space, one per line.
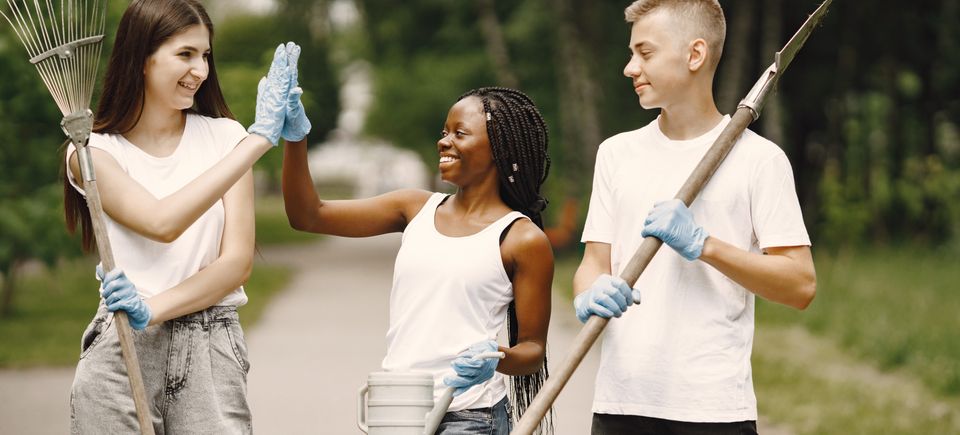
382, 192, 526, 411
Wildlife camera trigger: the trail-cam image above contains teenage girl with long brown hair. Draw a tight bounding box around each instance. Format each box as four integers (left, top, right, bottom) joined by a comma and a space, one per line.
64, 0, 308, 432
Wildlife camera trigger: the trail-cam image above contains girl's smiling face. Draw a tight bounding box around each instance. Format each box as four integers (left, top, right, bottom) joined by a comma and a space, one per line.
437, 96, 496, 187
143, 24, 211, 112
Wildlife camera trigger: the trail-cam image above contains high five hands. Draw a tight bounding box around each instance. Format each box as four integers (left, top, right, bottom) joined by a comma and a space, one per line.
248, 42, 312, 145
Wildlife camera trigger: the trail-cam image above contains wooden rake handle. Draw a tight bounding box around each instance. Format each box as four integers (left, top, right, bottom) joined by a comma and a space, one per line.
511, 108, 755, 434
76, 144, 156, 435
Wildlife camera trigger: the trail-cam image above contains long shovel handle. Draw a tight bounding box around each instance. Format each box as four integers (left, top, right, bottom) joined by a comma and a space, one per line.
422, 351, 506, 435
77, 144, 155, 435
511, 109, 756, 434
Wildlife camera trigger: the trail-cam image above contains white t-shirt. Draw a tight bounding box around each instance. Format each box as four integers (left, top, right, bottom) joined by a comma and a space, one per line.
581, 115, 810, 422
66, 113, 250, 306
383, 193, 524, 411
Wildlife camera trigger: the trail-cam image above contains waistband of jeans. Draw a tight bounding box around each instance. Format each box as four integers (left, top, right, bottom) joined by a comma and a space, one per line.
172, 305, 238, 325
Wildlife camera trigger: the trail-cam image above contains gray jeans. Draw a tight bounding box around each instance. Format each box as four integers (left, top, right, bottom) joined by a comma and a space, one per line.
70, 304, 252, 434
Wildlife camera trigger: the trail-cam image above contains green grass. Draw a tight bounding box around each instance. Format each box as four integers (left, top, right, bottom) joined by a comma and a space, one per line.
0, 257, 291, 368
758, 245, 960, 396
255, 194, 322, 246
238, 262, 291, 329
752, 325, 960, 434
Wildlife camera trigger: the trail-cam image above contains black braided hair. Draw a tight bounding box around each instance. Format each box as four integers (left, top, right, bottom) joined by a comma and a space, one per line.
457, 87, 553, 434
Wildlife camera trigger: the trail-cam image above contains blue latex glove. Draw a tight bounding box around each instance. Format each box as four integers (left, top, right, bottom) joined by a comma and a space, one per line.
281, 41, 312, 142
442, 340, 500, 397
97, 265, 152, 330
247, 44, 291, 146
574, 274, 636, 323
641, 199, 709, 261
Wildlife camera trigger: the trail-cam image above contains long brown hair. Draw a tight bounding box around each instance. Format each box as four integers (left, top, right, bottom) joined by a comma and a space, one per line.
64, 0, 234, 251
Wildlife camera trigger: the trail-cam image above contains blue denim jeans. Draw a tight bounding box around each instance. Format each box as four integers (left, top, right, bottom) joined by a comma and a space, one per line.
435, 396, 511, 434
70, 304, 252, 434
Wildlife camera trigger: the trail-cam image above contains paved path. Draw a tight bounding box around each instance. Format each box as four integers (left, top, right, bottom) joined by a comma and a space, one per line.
0, 367, 75, 434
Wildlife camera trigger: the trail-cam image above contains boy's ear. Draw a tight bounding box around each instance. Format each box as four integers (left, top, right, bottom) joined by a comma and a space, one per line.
687, 38, 708, 72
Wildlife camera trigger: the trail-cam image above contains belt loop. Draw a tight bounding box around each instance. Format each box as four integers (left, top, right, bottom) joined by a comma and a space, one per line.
201, 308, 209, 329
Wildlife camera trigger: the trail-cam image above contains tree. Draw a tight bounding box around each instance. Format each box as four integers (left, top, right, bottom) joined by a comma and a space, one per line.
0, 31, 85, 316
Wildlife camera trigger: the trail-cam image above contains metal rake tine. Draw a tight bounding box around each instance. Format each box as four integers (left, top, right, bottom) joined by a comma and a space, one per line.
2, 4, 62, 114
2, 2, 38, 57
35, 0, 54, 54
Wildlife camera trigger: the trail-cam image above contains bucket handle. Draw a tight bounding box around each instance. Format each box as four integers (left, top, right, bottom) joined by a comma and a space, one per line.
357, 384, 369, 433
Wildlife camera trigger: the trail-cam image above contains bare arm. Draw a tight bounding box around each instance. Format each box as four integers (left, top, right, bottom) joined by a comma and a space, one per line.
700, 238, 816, 309
69, 134, 272, 243
281, 139, 431, 236
142, 168, 256, 323
573, 242, 612, 297
496, 220, 554, 376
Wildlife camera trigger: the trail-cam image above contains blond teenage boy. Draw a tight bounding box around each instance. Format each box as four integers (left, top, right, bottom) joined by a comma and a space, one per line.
572, 1, 817, 433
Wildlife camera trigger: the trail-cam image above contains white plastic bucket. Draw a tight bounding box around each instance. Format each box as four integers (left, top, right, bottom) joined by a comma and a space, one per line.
357, 371, 435, 434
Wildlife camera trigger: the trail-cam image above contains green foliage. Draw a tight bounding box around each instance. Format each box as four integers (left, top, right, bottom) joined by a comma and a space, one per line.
366, 53, 495, 165
214, 9, 340, 192
0, 32, 86, 314
0, 185, 81, 273
359, 0, 495, 165
771, 0, 960, 247
0, 33, 68, 196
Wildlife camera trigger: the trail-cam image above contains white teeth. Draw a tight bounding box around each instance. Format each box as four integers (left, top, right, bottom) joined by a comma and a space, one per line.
178, 81, 198, 90
439, 156, 456, 163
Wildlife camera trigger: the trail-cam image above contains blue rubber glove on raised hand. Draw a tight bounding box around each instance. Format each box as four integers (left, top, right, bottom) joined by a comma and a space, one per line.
574, 274, 637, 323
248, 44, 291, 146
281, 42, 312, 142
641, 199, 709, 261
443, 340, 500, 397
97, 265, 152, 330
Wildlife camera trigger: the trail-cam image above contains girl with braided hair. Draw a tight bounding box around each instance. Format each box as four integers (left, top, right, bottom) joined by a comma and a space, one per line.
282, 86, 553, 433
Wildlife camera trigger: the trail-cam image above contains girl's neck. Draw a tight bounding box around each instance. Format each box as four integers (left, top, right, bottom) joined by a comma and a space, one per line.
125, 102, 186, 156
452, 178, 509, 219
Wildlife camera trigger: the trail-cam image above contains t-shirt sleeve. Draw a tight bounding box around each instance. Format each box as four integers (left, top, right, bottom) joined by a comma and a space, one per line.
64, 133, 122, 197
750, 151, 811, 249
581, 142, 615, 244
216, 118, 250, 157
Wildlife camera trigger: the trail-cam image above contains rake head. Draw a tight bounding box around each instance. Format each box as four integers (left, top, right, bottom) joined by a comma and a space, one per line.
2, 0, 108, 143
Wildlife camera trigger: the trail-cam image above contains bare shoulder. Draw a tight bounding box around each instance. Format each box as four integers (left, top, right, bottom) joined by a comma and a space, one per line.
384, 188, 433, 223
502, 218, 554, 263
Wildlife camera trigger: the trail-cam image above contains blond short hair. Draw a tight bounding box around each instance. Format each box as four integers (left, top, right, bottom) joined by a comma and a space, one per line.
624, 0, 726, 69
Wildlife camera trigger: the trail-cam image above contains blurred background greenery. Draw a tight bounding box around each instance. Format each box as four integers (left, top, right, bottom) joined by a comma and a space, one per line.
1, 0, 958, 433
